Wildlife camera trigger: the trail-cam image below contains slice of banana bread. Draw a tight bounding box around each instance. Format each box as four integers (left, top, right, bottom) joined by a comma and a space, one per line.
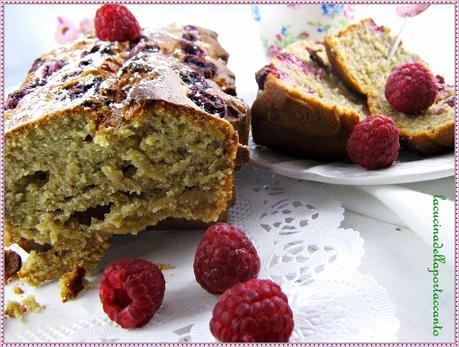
251, 41, 367, 160
325, 19, 455, 155
5, 25, 250, 286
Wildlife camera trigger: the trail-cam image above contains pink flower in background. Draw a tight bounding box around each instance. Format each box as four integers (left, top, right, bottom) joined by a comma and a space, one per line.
343, 5, 355, 20
286, 4, 301, 9
55, 16, 80, 44
79, 17, 94, 35
55, 16, 94, 44
275, 33, 282, 41
396, 4, 430, 17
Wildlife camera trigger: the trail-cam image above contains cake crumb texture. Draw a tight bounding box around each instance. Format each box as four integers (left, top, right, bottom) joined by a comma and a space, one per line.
4, 295, 45, 321
12, 286, 24, 295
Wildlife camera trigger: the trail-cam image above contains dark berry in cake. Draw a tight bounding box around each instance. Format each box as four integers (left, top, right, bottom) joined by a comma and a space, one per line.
368, 19, 385, 32
182, 42, 205, 56
184, 55, 217, 79
64, 78, 102, 100
306, 47, 327, 69
275, 52, 312, 75
188, 86, 227, 118
179, 69, 208, 88
5, 89, 27, 110
444, 96, 455, 107
255, 64, 282, 90
82, 43, 117, 57
4, 78, 47, 110
79, 58, 93, 67
43, 59, 67, 78
182, 25, 199, 41
28, 57, 45, 74
130, 40, 160, 58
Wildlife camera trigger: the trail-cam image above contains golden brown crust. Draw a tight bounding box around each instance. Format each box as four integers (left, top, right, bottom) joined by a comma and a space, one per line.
252, 77, 361, 161
399, 122, 455, 155
59, 265, 87, 302
236, 144, 250, 168
5, 24, 250, 142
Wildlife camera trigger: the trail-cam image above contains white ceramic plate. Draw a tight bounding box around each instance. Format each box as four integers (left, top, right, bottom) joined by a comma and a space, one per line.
249, 136, 455, 186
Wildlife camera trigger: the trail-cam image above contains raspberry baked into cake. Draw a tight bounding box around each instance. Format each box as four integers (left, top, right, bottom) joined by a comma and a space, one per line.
5, 22, 250, 287
252, 19, 454, 160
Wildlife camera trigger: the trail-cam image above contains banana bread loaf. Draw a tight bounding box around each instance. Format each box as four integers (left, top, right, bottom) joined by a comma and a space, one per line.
5, 24, 250, 287
325, 19, 454, 155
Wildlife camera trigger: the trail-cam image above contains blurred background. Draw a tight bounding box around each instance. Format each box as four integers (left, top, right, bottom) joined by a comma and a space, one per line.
5, 4, 456, 106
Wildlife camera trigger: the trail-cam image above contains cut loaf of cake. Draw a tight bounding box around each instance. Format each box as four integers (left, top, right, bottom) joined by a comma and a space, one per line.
251, 41, 367, 161
5, 24, 250, 287
325, 19, 455, 155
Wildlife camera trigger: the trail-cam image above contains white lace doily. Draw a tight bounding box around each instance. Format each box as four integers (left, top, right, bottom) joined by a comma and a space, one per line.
5, 165, 399, 343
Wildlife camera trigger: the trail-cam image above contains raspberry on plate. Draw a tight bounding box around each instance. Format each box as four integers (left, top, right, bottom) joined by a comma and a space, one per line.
194, 223, 261, 294
210, 279, 294, 342
385, 62, 437, 114
94, 4, 141, 42
347, 115, 400, 170
99, 259, 165, 329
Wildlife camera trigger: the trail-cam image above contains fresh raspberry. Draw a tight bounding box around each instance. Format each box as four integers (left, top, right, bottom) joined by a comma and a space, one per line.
385, 62, 437, 114
347, 115, 400, 170
194, 223, 260, 294
94, 4, 141, 42
99, 259, 165, 329
209, 279, 294, 342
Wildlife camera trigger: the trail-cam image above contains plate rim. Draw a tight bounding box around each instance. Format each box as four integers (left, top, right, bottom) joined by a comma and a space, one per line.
249, 140, 454, 186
